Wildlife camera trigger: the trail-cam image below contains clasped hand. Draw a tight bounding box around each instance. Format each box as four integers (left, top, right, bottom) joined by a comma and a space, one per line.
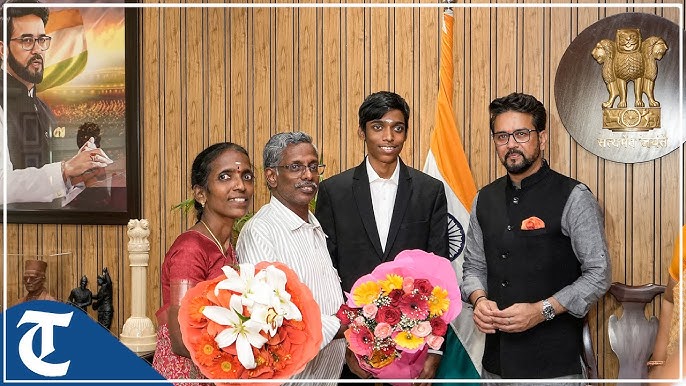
473, 299, 545, 334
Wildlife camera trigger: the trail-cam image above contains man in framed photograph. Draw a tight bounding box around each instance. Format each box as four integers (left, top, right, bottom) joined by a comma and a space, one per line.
0, 0, 111, 205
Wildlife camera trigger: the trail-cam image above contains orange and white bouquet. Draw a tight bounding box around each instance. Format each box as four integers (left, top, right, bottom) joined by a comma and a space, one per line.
336, 250, 460, 383
178, 262, 322, 385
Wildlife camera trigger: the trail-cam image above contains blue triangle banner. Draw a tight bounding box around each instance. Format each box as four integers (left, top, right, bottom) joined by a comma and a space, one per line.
2, 300, 167, 385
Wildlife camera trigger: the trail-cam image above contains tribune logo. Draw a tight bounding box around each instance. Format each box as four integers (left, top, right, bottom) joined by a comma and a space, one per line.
16, 310, 73, 377
6, 300, 165, 382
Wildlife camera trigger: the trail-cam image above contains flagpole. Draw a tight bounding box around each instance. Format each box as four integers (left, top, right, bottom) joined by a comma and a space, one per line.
424, 1, 484, 381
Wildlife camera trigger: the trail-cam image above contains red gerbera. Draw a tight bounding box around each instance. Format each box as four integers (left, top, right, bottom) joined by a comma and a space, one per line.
344, 326, 374, 357
399, 293, 429, 319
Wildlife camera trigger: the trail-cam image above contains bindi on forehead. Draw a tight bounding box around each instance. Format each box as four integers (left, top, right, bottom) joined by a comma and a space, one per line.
218, 162, 253, 174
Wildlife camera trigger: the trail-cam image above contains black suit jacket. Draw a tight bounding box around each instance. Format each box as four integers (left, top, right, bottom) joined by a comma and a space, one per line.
315, 158, 449, 292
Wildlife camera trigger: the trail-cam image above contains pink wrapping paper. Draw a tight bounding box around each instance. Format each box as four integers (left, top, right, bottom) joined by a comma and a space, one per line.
358, 346, 429, 386
346, 249, 462, 324
344, 249, 461, 382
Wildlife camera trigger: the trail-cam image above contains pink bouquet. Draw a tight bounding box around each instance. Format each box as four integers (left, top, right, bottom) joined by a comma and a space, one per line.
336, 249, 460, 384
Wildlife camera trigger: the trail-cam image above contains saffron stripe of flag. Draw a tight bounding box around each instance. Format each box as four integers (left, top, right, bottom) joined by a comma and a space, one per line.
422, 8, 484, 383
37, 9, 88, 92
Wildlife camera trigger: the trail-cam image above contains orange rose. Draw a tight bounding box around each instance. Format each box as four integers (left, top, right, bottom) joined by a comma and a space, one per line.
521, 216, 545, 230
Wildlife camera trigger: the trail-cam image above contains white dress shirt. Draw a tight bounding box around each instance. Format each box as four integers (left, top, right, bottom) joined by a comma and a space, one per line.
236, 196, 345, 385
366, 156, 400, 252
0, 106, 69, 204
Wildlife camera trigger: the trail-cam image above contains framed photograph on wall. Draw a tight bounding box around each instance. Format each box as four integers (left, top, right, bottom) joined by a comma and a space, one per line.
2, 2, 140, 224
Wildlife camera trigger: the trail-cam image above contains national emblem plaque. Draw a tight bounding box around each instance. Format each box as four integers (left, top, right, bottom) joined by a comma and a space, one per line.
554, 13, 683, 163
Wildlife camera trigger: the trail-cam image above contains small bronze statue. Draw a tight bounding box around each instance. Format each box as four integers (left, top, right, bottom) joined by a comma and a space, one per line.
19, 260, 56, 303
67, 275, 93, 312
93, 267, 113, 330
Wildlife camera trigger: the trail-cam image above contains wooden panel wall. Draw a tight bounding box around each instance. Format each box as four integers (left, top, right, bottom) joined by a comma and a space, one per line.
2, 0, 684, 381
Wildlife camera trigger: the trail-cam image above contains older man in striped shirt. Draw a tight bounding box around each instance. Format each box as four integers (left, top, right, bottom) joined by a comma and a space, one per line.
236, 131, 346, 385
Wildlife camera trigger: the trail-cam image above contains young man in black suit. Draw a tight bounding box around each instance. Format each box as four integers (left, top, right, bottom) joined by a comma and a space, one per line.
316, 91, 448, 385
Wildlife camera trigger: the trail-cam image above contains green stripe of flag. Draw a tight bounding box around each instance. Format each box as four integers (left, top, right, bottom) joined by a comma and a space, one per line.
36, 50, 88, 92
435, 326, 481, 385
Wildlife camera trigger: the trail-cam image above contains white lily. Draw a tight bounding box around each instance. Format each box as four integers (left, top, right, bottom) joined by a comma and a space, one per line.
255, 265, 302, 321
202, 294, 268, 369
250, 304, 282, 337
214, 264, 258, 307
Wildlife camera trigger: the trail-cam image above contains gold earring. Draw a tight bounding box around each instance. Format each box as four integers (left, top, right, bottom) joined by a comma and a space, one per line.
200, 201, 205, 208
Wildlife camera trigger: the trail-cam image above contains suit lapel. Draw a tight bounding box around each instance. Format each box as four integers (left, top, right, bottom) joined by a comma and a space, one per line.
352, 162, 384, 259
383, 161, 411, 261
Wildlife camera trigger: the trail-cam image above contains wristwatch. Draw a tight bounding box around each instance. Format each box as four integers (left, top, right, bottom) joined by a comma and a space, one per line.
541, 299, 555, 321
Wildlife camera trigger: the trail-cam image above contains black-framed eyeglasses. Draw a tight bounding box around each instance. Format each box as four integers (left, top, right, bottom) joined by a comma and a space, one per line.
276, 163, 326, 175
492, 129, 538, 146
10, 35, 52, 51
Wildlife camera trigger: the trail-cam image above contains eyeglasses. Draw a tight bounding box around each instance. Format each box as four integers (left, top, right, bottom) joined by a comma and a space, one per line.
276, 163, 326, 175
10, 35, 52, 51
492, 129, 538, 146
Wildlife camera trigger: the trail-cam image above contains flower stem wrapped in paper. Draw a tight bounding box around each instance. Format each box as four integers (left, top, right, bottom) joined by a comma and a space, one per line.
336, 249, 461, 385
178, 262, 323, 386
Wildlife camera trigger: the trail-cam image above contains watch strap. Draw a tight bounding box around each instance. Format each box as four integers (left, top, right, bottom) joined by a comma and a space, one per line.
542, 299, 555, 321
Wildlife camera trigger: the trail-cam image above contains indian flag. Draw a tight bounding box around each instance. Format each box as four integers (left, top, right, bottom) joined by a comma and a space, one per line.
422, 8, 484, 383
36, 9, 88, 92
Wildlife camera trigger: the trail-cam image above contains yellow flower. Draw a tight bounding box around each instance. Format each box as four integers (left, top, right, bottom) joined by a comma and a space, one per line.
428, 286, 450, 317
379, 274, 403, 294
353, 281, 381, 306
394, 331, 424, 350
220, 360, 233, 372
368, 350, 396, 368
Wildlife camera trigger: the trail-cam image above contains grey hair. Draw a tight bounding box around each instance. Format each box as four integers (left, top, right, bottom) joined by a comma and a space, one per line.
263, 132, 316, 168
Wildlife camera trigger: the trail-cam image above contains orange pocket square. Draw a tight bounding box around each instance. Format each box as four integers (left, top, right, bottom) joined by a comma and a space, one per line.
521, 216, 545, 230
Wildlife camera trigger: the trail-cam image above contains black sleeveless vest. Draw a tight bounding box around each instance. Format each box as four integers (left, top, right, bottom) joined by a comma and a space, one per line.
476, 162, 583, 378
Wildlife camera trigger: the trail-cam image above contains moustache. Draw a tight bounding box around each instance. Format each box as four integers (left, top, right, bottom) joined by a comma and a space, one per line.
505, 149, 524, 158
28, 55, 43, 65
295, 181, 317, 190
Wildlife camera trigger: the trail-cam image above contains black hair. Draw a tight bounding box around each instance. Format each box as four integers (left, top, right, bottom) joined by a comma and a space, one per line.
191, 142, 250, 222
488, 92, 547, 133
358, 91, 410, 131
0, 0, 49, 43
77, 122, 101, 148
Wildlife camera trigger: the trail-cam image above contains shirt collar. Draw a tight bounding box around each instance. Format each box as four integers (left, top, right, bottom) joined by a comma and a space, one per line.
269, 195, 321, 231
365, 156, 400, 185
